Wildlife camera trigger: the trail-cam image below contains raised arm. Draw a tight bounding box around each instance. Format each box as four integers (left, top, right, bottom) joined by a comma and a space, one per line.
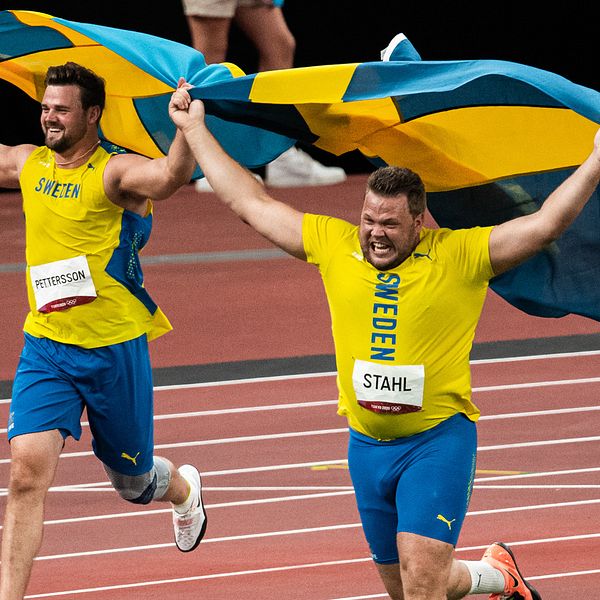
169, 84, 306, 260
489, 129, 600, 275
103, 80, 198, 212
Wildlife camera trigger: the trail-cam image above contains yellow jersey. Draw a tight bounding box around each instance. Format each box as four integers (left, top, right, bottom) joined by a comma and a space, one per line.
19, 145, 171, 348
303, 214, 494, 440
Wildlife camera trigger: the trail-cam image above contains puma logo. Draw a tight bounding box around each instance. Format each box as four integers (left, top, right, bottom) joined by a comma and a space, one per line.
413, 249, 432, 260
436, 514, 456, 530
121, 451, 141, 466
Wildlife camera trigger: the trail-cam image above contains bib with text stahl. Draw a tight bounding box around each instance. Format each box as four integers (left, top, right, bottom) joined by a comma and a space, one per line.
29, 255, 97, 313
352, 359, 424, 414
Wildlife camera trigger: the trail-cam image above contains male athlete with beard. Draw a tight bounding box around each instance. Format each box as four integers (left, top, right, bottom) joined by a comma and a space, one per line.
0, 63, 208, 600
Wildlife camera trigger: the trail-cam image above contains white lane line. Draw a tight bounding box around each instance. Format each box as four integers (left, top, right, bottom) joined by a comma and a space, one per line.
2, 348, 600, 403
3, 380, 599, 434
475, 466, 600, 482
474, 484, 600, 489
470, 349, 600, 364
1, 429, 598, 466
478, 405, 600, 420
0, 371, 337, 403
3, 459, 600, 501
20, 499, 600, 558
474, 376, 600, 392
0, 458, 353, 497
6, 463, 597, 495
23, 533, 600, 598
477, 435, 600, 451
0, 429, 349, 464
329, 563, 600, 599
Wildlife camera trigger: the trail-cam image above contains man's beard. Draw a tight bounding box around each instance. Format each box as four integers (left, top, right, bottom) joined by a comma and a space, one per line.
45, 132, 71, 153
44, 123, 80, 153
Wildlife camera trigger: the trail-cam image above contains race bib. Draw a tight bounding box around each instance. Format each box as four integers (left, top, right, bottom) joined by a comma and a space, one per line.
352, 359, 424, 414
29, 255, 97, 313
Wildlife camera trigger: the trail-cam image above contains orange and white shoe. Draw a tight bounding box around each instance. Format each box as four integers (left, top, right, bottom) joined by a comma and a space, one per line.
482, 542, 541, 600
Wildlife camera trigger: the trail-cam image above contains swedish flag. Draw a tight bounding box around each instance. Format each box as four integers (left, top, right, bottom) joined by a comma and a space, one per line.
2, 10, 599, 320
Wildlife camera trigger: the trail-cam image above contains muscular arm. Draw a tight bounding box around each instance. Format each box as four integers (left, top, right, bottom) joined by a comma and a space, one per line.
489, 129, 600, 275
104, 82, 199, 213
172, 93, 305, 259
104, 128, 197, 214
0, 144, 37, 189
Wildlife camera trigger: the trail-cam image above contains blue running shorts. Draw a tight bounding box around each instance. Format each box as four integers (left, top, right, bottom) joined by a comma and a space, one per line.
348, 413, 477, 564
8, 333, 154, 475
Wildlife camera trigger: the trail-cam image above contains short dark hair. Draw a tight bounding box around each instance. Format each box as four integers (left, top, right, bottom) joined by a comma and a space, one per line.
366, 166, 426, 217
44, 62, 106, 114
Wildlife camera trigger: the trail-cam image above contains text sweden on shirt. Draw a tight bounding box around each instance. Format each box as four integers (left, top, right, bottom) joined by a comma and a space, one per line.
361, 272, 426, 414
34, 177, 81, 199
370, 272, 400, 362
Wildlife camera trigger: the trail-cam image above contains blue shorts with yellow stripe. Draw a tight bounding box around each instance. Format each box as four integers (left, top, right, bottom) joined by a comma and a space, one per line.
8, 333, 154, 475
348, 413, 477, 564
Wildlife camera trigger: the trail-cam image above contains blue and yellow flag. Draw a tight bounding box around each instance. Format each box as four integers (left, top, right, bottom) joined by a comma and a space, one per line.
0, 9, 295, 167
1, 10, 599, 321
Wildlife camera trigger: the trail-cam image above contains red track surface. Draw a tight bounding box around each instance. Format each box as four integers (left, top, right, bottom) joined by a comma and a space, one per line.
1, 178, 599, 598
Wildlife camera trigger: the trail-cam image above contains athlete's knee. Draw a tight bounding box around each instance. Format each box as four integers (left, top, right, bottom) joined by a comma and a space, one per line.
8, 431, 63, 496
9, 457, 50, 498
103, 457, 172, 505
398, 534, 454, 596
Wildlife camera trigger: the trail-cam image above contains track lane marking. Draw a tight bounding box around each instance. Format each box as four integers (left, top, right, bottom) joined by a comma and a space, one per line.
15, 499, 600, 558
2, 429, 599, 465
0, 398, 600, 433
2, 351, 600, 403
23, 533, 600, 598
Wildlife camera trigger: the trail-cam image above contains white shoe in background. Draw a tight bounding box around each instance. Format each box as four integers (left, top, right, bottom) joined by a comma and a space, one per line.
194, 172, 263, 193
266, 147, 346, 188
194, 178, 214, 192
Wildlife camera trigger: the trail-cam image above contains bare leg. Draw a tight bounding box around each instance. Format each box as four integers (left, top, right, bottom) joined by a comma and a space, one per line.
0, 431, 63, 600
376, 563, 405, 600
234, 5, 295, 71
186, 15, 232, 64
375, 532, 473, 600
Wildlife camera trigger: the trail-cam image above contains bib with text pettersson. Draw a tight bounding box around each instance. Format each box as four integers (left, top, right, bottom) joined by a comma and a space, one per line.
29, 255, 97, 313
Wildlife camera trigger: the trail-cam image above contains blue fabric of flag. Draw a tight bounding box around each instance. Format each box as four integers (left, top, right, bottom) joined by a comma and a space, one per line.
1, 10, 599, 322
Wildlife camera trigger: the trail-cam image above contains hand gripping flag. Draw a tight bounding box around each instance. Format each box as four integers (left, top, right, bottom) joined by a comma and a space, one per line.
1, 11, 599, 320
0, 9, 295, 171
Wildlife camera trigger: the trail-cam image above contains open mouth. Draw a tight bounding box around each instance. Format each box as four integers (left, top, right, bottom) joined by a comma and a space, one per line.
370, 241, 393, 256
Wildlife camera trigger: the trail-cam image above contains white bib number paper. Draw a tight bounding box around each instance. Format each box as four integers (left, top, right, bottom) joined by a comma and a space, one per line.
29, 255, 97, 313
352, 359, 424, 414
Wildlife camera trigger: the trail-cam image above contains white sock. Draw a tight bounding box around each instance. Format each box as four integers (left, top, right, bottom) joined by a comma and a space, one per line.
172, 476, 195, 515
462, 560, 506, 594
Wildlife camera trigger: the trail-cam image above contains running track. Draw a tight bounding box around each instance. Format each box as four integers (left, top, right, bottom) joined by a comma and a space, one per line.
1, 177, 599, 598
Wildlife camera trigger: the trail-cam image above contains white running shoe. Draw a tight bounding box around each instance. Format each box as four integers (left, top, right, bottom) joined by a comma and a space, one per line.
194, 172, 263, 193
173, 464, 207, 552
194, 177, 214, 192
266, 146, 346, 188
